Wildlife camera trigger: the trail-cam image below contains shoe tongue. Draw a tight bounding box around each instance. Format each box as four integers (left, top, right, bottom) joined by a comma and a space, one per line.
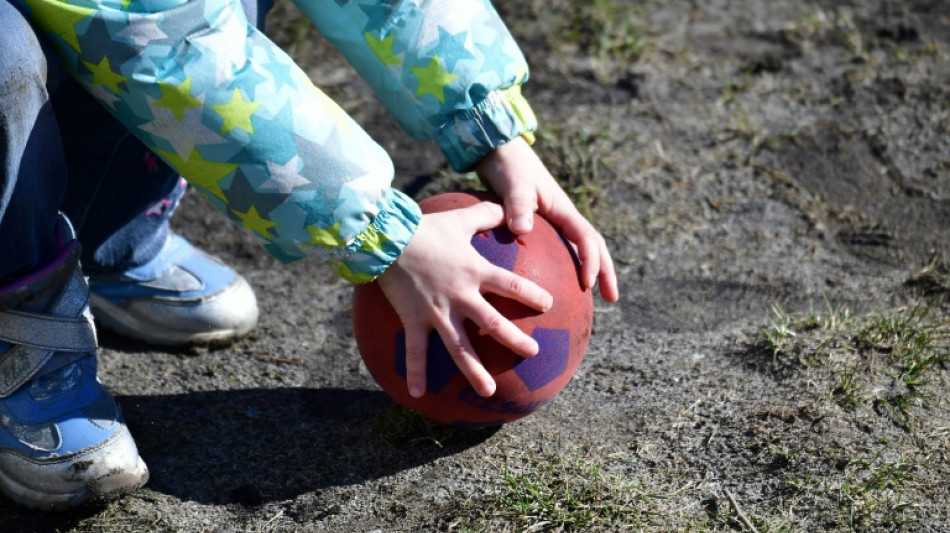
120, 235, 193, 282
29, 358, 85, 401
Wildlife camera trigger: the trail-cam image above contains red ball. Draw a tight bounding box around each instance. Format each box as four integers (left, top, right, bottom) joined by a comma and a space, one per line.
352, 191, 593, 426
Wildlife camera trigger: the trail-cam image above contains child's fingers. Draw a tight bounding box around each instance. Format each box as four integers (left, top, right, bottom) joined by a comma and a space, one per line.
542, 197, 609, 291
434, 318, 496, 397
551, 217, 601, 291
597, 237, 620, 302
482, 267, 552, 312
500, 184, 537, 235
403, 327, 430, 398
464, 298, 539, 358
453, 200, 506, 233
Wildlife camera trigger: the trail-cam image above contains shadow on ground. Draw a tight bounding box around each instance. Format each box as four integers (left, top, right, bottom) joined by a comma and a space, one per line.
0, 388, 496, 533
121, 388, 497, 505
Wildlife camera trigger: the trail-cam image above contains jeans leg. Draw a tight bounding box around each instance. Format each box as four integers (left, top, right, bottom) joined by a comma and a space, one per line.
0, 0, 65, 285
60, 0, 276, 276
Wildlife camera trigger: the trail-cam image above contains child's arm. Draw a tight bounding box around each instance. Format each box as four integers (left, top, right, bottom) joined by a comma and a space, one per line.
298, 0, 618, 397
20, 0, 419, 282
293, 0, 536, 173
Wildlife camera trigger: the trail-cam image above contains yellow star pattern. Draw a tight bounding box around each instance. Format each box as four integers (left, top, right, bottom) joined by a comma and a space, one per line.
365, 32, 401, 66
154, 77, 202, 121
155, 147, 237, 202
410, 55, 458, 103
357, 225, 389, 254
24, 0, 94, 52
212, 88, 260, 134
305, 221, 346, 250
335, 262, 374, 284
82, 56, 128, 95
233, 206, 277, 238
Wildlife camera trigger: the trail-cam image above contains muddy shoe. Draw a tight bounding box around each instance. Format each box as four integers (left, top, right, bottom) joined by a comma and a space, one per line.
0, 219, 148, 510
88, 234, 258, 346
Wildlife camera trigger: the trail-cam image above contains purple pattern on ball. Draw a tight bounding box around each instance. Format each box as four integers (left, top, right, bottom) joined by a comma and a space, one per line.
395, 331, 460, 394
514, 328, 570, 391
470, 227, 519, 271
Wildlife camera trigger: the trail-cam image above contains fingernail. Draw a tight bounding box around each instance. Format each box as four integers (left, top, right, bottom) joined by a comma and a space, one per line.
527, 339, 539, 356
511, 215, 532, 233
588, 275, 597, 289
410, 386, 424, 398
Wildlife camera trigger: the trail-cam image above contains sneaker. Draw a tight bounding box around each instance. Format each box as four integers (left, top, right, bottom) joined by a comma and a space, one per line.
88, 234, 259, 346
0, 217, 148, 509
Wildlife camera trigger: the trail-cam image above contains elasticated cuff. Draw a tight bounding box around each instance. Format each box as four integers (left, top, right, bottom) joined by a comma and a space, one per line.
435, 85, 538, 172
332, 188, 421, 284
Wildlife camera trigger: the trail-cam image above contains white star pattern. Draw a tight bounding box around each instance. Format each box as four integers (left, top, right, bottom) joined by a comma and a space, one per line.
185, 7, 248, 88
412, 0, 485, 49
260, 156, 310, 193
116, 14, 167, 48
138, 95, 228, 158
38, 0, 530, 280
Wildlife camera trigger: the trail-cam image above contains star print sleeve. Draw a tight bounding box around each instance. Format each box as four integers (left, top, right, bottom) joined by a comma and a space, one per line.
17, 0, 420, 283
292, 0, 539, 172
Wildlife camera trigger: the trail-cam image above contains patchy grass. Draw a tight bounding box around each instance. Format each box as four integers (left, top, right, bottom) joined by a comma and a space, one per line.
782, 445, 920, 533
758, 302, 949, 415
448, 445, 667, 532
749, 301, 950, 531
435, 300, 948, 533
533, 0, 646, 82
782, 7, 866, 60
563, 0, 644, 63
534, 126, 612, 220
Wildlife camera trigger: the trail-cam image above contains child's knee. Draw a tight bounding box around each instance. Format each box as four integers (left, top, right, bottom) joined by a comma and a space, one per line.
0, 2, 49, 95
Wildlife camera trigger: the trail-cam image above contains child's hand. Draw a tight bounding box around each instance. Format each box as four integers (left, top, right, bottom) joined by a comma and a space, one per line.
475, 137, 620, 303
376, 201, 553, 399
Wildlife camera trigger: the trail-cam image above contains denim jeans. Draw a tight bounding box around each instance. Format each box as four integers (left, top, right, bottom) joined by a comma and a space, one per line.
0, 0, 272, 284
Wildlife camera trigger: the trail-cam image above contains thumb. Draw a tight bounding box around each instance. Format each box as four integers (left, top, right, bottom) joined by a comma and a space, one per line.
501, 185, 537, 235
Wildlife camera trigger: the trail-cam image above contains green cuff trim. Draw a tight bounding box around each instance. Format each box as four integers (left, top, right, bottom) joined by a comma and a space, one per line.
332, 188, 421, 283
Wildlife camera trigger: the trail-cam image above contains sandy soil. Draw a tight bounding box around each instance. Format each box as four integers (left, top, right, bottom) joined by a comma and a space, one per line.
2, 0, 948, 531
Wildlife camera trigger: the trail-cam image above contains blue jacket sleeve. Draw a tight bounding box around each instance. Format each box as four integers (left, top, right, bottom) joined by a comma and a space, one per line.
291, 0, 539, 172
17, 0, 420, 283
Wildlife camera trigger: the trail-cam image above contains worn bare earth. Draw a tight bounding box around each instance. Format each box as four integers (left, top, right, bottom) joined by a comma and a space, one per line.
2, 0, 949, 531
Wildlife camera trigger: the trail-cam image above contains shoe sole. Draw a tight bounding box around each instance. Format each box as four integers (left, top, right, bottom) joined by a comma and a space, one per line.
89, 277, 258, 346
0, 457, 149, 510
0, 427, 149, 510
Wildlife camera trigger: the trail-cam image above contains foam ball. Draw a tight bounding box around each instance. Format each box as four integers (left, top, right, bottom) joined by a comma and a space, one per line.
353, 191, 593, 426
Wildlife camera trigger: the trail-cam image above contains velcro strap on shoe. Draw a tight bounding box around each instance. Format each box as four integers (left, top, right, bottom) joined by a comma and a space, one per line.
0, 227, 97, 397
0, 241, 79, 310
0, 310, 97, 352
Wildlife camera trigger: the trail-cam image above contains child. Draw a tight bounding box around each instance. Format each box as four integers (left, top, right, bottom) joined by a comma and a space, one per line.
0, 0, 618, 509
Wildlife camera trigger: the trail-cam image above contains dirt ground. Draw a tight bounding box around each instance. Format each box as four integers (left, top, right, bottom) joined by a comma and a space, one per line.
3, 0, 949, 531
